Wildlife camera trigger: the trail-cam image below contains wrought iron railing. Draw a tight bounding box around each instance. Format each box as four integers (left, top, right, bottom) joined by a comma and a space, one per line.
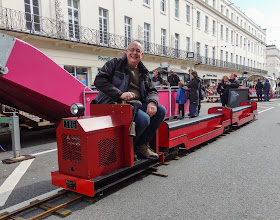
0, 6, 267, 74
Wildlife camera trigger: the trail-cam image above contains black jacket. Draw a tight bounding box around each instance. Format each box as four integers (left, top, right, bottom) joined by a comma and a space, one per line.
187, 77, 201, 104
94, 54, 158, 105
229, 78, 240, 88
255, 82, 263, 95
168, 74, 180, 86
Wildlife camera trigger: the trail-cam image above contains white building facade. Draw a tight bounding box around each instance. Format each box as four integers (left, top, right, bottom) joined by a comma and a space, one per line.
0, 0, 267, 87
266, 45, 280, 79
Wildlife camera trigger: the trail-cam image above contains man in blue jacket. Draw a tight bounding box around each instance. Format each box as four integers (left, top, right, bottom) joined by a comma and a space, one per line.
263, 79, 271, 101
94, 40, 166, 159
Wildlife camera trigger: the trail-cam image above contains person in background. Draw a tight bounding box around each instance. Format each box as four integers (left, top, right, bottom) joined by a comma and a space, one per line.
226, 73, 240, 88
186, 71, 201, 118
152, 70, 163, 87
217, 75, 230, 106
255, 79, 263, 102
167, 70, 180, 87
263, 79, 271, 101
161, 80, 169, 89
176, 82, 187, 119
94, 40, 166, 159
225, 73, 240, 106
197, 75, 203, 116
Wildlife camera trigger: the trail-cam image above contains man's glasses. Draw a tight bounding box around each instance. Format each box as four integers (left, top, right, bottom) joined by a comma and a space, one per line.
127, 48, 142, 54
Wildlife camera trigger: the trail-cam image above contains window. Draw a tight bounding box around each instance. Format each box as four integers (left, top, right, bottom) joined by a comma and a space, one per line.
226, 9, 229, 17
144, 0, 150, 5
231, 12, 233, 20
244, 38, 246, 49
24, 0, 41, 32
205, 16, 208, 32
226, 28, 228, 41
64, 66, 89, 86
175, 33, 179, 57
236, 33, 238, 45
240, 56, 242, 65
230, 53, 233, 63
236, 16, 239, 24
220, 50, 223, 61
236, 55, 238, 64
231, 30, 233, 44
212, 47, 215, 60
205, 45, 208, 58
160, 0, 166, 12
161, 28, 166, 55
220, 24, 223, 39
175, 0, 179, 18
221, 5, 224, 14
124, 16, 132, 47
186, 37, 190, 52
196, 11, 200, 28
99, 8, 108, 45
240, 36, 242, 48
225, 51, 228, 62
196, 42, 200, 56
240, 19, 243, 27
68, 0, 80, 39
186, 4, 190, 23
212, 20, 216, 35
213, 0, 216, 8
144, 23, 150, 52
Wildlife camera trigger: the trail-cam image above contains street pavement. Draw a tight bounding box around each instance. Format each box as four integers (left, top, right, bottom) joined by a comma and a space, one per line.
0, 99, 280, 219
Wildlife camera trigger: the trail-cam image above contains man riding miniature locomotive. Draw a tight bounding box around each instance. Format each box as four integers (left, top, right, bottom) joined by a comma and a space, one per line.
94, 40, 166, 160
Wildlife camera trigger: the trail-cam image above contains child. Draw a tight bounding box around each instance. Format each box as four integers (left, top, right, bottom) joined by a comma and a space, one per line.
176, 82, 187, 119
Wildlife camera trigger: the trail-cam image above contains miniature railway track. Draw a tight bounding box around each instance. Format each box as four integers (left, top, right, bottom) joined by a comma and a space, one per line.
0, 190, 90, 220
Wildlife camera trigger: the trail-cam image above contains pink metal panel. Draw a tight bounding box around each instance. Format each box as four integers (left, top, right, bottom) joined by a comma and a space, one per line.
0, 36, 96, 121
158, 90, 189, 118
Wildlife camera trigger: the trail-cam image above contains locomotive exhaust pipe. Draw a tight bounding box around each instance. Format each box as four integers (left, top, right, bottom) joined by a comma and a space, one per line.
127, 101, 142, 137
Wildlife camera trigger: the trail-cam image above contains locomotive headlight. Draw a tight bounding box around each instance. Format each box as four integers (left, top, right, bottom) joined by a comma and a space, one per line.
70, 103, 85, 118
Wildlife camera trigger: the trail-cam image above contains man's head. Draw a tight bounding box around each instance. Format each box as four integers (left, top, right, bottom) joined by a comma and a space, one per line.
169, 70, 174, 76
191, 71, 198, 79
230, 73, 238, 79
153, 71, 158, 78
126, 40, 143, 68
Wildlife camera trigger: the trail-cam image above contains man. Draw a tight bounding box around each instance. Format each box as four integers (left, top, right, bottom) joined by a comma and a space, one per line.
167, 70, 180, 86
255, 79, 263, 102
226, 73, 240, 88
94, 40, 166, 159
224, 73, 240, 106
152, 70, 163, 87
263, 79, 271, 101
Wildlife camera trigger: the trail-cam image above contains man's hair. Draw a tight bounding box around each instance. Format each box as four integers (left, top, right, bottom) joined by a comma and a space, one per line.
126, 40, 143, 50
191, 71, 198, 78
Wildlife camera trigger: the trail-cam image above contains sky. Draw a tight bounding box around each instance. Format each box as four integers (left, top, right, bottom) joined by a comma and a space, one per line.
230, 0, 280, 47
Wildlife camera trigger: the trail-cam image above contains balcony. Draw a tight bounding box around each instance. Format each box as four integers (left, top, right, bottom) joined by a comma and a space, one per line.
0, 6, 267, 74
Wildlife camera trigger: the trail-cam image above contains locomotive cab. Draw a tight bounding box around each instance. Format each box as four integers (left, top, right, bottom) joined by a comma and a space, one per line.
52, 103, 159, 197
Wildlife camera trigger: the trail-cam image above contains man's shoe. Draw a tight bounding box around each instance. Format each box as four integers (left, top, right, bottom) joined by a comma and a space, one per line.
135, 143, 159, 159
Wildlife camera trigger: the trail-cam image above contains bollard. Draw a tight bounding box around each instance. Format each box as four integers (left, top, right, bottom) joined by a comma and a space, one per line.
10, 116, 21, 157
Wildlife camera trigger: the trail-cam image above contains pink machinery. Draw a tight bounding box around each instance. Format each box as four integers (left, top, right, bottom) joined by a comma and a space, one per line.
0, 33, 98, 122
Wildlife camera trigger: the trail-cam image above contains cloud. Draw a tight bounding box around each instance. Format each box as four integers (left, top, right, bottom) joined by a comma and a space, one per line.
244, 8, 280, 47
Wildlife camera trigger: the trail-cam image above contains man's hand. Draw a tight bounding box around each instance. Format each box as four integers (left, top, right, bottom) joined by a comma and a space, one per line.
146, 102, 157, 117
120, 92, 135, 101
226, 82, 231, 85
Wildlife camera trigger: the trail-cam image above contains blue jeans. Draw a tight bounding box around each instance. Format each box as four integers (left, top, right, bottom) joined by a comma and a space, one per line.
264, 91, 269, 101
189, 103, 198, 117
134, 103, 166, 147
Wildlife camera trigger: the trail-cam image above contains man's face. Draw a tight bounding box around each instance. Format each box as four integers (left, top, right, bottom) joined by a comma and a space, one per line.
169, 71, 174, 76
230, 73, 235, 79
153, 71, 158, 77
126, 41, 143, 67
